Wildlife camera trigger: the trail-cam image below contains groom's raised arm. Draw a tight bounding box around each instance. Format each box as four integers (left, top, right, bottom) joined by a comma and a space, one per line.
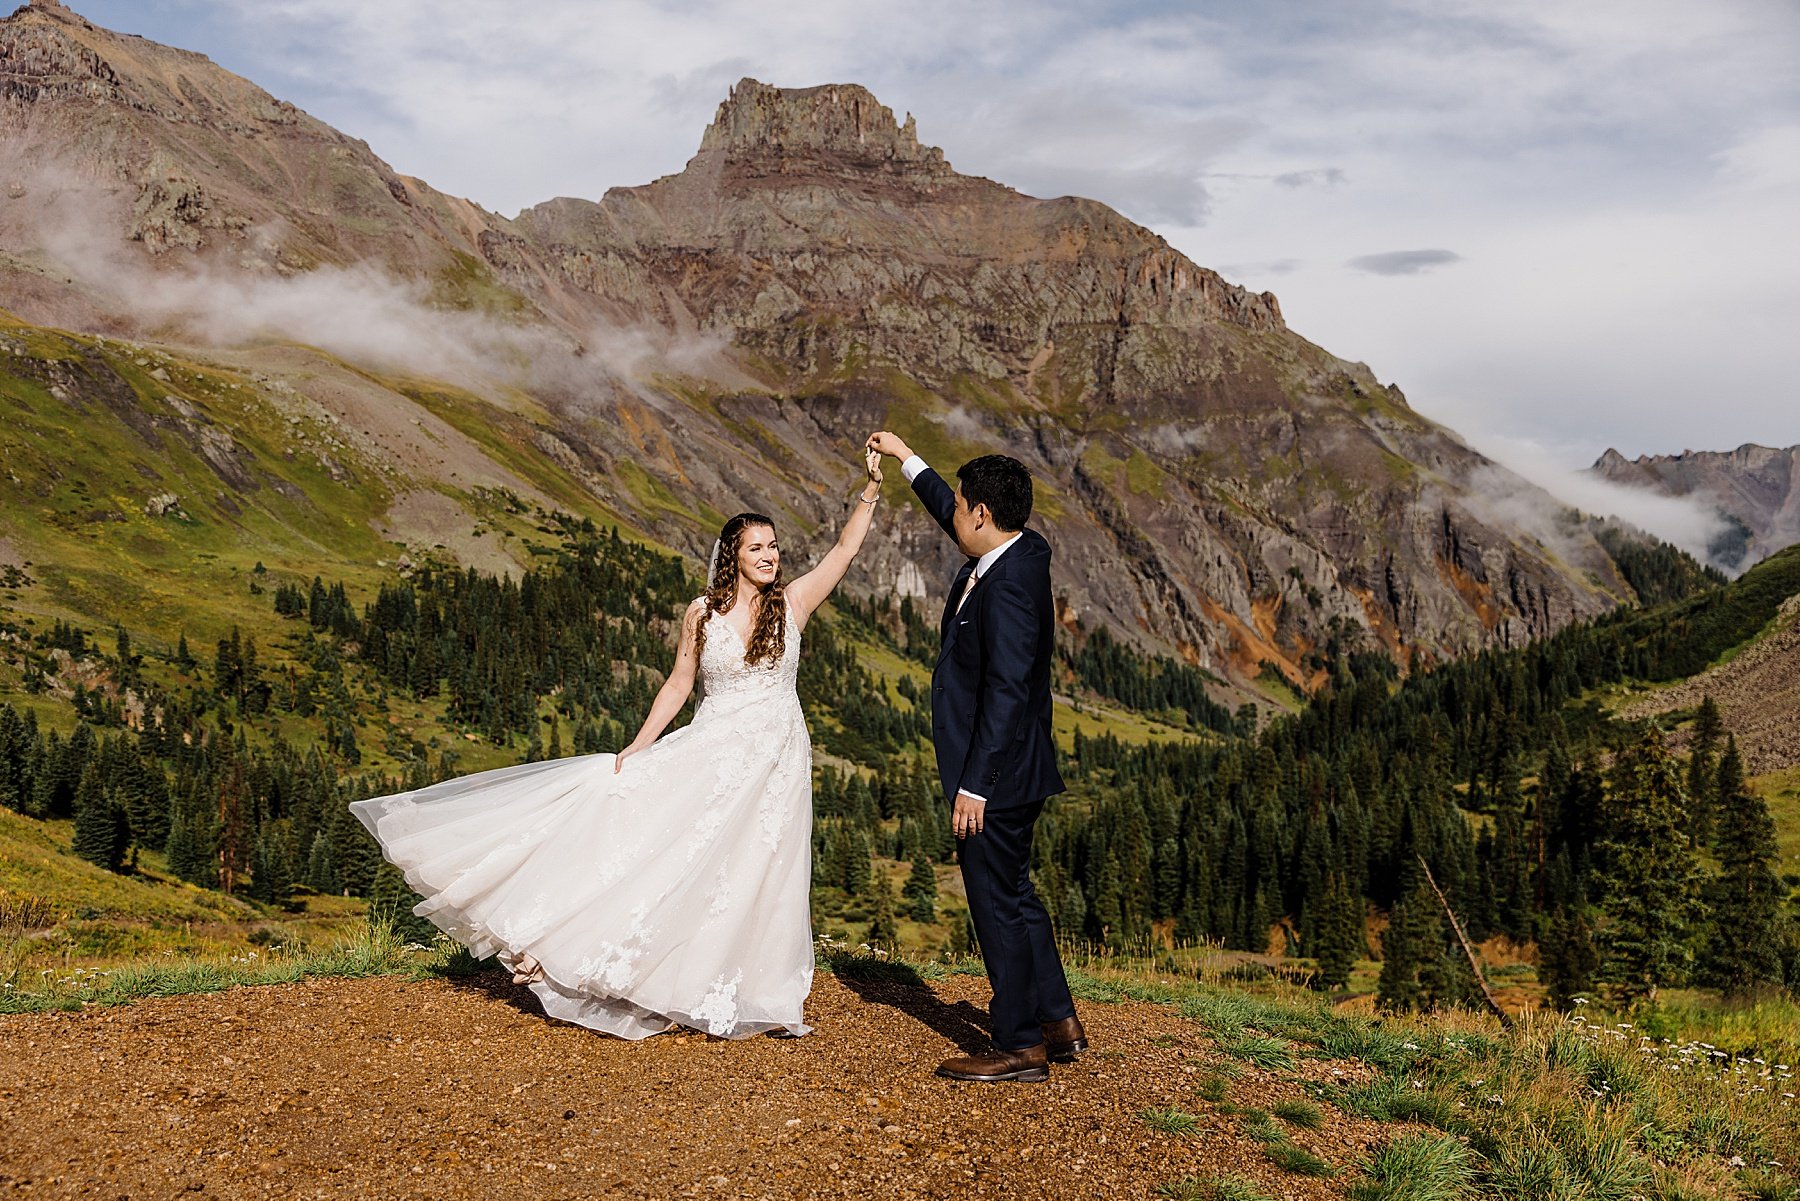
906, 459, 958, 540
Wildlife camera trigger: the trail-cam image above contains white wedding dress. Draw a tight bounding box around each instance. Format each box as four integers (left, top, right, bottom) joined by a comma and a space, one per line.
348, 606, 815, 1038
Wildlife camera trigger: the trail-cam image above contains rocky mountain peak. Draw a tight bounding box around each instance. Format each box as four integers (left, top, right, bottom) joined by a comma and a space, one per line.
696, 77, 951, 175
1, 2, 121, 105
12, 0, 83, 21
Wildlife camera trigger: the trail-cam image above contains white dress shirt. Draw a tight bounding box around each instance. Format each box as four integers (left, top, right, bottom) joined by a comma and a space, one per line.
902, 455, 1022, 804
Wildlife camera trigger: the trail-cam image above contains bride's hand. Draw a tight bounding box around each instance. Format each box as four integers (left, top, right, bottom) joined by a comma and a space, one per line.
615, 740, 648, 773
865, 447, 882, 485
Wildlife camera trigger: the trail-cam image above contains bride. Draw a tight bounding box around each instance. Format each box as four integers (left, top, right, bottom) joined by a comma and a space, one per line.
349, 448, 885, 1038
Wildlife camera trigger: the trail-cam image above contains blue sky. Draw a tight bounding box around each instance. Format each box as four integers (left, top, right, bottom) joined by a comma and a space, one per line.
64, 0, 1800, 482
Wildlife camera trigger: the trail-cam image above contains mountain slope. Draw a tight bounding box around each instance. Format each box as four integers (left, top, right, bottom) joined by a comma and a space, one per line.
1617, 591, 1800, 775
1591, 443, 1800, 570
0, 1, 1643, 694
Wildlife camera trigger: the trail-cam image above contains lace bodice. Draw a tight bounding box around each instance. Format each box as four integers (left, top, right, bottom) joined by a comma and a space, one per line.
697, 603, 801, 704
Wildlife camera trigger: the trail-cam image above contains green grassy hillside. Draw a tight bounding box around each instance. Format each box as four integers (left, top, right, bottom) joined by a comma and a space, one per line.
0, 312, 647, 651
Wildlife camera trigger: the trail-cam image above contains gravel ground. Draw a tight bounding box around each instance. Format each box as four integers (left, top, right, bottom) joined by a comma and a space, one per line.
0, 971, 1389, 1199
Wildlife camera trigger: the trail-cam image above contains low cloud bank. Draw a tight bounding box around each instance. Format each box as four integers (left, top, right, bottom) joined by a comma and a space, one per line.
0, 164, 726, 403
1469, 432, 1737, 573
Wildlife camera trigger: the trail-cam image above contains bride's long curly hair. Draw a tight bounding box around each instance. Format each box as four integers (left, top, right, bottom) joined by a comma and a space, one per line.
694, 512, 787, 667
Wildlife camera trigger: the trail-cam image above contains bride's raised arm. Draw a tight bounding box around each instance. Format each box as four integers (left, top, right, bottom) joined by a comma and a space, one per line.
785, 448, 883, 630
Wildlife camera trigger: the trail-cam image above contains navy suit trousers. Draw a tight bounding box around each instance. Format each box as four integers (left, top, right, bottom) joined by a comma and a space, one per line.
957, 798, 1076, 1050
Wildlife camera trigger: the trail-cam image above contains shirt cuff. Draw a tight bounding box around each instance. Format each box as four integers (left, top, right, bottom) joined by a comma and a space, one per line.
900, 455, 928, 483
956, 789, 988, 803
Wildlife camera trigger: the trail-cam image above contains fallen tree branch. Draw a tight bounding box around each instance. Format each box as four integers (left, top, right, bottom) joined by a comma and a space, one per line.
1417, 854, 1514, 1028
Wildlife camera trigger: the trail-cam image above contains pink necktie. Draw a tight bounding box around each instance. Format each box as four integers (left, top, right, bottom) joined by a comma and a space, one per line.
956, 571, 980, 614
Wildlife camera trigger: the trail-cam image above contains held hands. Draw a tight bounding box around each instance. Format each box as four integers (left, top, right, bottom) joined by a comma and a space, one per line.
866, 431, 913, 463
863, 447, 882, 497
953, 790, 986, 838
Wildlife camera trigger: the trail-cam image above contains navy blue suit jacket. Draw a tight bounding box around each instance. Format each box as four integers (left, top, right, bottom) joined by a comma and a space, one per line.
913, 467, 1065, 811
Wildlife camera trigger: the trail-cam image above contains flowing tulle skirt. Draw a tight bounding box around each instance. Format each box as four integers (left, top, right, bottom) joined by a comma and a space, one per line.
349, 688, 815, 1039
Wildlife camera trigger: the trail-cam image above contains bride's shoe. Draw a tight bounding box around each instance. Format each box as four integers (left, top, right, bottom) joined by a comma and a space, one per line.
510, 953, 545, 985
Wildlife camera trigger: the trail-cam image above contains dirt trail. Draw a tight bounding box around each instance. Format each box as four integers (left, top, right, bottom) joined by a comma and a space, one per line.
0, 971, 1386, 1199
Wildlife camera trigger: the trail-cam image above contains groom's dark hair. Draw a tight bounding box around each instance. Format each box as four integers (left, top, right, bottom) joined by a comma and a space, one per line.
957, 455, 1033, 531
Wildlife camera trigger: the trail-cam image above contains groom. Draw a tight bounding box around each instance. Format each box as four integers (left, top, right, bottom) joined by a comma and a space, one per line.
867, 431, 1084, 1083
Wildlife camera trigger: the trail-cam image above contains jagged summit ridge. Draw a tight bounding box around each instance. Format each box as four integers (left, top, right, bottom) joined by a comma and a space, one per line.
1591, 442, 1800, 568
698, 77, 949, 173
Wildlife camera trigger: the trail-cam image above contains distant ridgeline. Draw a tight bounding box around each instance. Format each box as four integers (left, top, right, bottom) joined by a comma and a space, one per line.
2, 528, 1796, 1004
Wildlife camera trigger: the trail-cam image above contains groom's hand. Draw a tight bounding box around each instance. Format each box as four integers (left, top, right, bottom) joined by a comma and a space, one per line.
866, 431, 914, 462
953, 790, 986, 838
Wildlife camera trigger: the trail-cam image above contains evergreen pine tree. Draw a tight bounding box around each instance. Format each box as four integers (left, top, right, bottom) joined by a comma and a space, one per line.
815, 767, 843, 819
1377, 882, 1437, 1013
812, 824, 842, 888
250, 824, 295, 909
948, 909, 977, 959
902, 856, 938, 923
367, 862, 437, 944
1376, 872, 1476, 1012
1704, 736, 1785, 993
71, 763, 127, 871
1312, 874, 1364, 991
842, 829, 872, 896
1594, 729, 1706, 1004
165, 793, 217, 888
845, 773, 878, 830
1686, 695, 1723, 844
215, 756, 251, 895
1539, 908, 1600, 1010
305, 829, 340, 895
1488, 756, 1533, 940
867, 871, 900, 948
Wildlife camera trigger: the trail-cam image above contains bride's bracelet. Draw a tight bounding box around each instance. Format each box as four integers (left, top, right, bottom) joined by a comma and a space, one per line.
859, 488, 880, 506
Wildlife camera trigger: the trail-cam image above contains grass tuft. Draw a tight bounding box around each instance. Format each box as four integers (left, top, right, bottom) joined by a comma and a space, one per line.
1240, 1112, 1287, 1144
1196, 1072, 1232, 1104
0, 921, 418, 1014
1157, 1175, 1272, 1201
1263, 1140, 1336, 1178
1739, 1169, 1800, 1201
1330, 1075, 1458, 1128
1140, 1106, 1202, 1136
1218, 1032, 1297, 1072
1349, 1133, 1472, 1201
1318, 1020, 1424, 1073
1271, 1098, 1324, 1130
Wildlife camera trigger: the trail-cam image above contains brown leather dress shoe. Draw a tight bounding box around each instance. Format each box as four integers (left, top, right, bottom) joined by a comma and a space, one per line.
1042, 1014, 1088, 1063
935, 1043, 1050, 1083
